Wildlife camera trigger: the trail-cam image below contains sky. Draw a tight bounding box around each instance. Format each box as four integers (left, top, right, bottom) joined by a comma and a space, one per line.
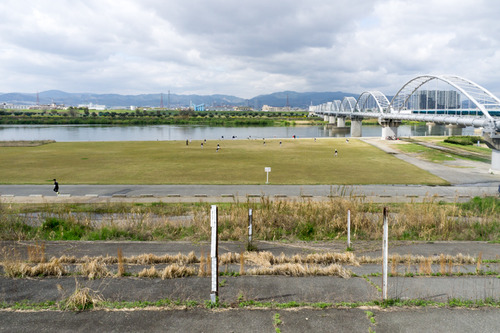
0, 0, 499, 99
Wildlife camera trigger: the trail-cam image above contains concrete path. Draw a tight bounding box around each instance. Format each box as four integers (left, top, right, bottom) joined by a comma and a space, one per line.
0, 240, 499, 332
0, 183, 498, 204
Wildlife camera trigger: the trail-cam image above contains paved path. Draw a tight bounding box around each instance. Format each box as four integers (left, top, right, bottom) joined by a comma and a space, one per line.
0, 183, 498, 204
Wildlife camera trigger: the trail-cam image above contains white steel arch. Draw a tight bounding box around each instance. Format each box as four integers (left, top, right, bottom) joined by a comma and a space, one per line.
340, 97, 358, 112
333, 100, 341, 111
354, 91, 390, 113
390, 75, 500, 120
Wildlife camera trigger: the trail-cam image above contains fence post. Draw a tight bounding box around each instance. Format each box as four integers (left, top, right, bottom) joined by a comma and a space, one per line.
210, 205, 218, 303
347, 209, 351, 249
382, 207, 388, 300
248, 208, 253, 248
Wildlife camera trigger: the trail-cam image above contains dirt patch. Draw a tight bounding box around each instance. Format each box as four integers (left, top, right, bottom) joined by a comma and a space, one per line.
0, 140, 56, 147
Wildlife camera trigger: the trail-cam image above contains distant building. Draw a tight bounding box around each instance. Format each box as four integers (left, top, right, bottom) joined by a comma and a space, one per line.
78, 103, 106, 111
261, 105, 291, 112
408, 90, 461, 110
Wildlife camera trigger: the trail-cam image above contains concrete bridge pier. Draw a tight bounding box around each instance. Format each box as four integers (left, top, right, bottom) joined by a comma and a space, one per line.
328, 116, 337, 125
337, 117, 346, 127
350, 117, 363, 137
481, 132, 500, 173
445, 124, 465, 136
323, 115, 329, 122
379, 119, 402, 139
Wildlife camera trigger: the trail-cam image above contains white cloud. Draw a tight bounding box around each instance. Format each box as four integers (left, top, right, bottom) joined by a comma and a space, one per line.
0, 0, 499, 98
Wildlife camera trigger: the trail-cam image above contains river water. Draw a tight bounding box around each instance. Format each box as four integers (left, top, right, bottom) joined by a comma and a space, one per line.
0, 124, 477, 142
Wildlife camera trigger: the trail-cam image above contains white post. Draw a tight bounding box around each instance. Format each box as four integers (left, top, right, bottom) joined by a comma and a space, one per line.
264, 167, 271, 184
382, 207, 388, 300
248, 208, 253, 244
347, 209, 351, 249
210, 205, 218, 303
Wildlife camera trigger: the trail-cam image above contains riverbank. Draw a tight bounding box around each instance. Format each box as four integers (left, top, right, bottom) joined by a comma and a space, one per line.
0, 138, 447, 185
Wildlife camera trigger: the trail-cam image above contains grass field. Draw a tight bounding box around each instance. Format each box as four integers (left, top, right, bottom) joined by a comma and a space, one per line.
0, 138, 447, 185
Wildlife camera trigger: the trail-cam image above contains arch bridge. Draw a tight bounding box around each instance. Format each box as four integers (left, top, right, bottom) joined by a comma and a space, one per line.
310, 75, 500, 172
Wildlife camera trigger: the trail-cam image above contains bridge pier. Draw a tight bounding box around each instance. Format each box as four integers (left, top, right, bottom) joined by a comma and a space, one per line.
445, 124, 465, 136
328, 116, 337, 125
481, 132, 500, 173
337, 117, 346, 127
379, 119, 402, 139
350, 117, 363, 137
323, 115, 329, 122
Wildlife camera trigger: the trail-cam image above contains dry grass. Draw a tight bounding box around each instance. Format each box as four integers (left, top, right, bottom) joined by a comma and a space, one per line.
80, 259, 110, 279
2, 195, 498, 242
27, 242, 46, 263
127, 251, 198, 265
198, 249, 206, 277
60, 280, 104, 311
247, 263, 352, 278
358, 253, 476, 265
223, 251, 359, 267
3, 256, 66, 278
161, 264, 196, 279
117, 248, 125, 277
0, 140, 55, 147
138, 266, 160, 278
240, 250, 245, 275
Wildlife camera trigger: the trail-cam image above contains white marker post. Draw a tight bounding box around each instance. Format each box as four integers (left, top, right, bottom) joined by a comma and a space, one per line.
264, 167, 271, 184
382, 207, 388, 300
248, 208, 253, 247
210, 205, 219, 303
347, 209, 351, 249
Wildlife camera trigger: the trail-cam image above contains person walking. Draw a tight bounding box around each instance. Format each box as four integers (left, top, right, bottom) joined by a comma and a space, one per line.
53, 179, 59, 195
334, 149, 338, 157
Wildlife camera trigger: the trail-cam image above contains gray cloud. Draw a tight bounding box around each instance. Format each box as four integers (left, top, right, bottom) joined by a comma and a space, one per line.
0, 0, 499, 98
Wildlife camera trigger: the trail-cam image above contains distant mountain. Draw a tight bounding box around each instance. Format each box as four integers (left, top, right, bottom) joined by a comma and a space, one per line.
248, 91, 359, 109
0, 90, 358, 109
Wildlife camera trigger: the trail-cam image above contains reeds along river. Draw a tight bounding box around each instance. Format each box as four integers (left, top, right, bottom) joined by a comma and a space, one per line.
0, 124, 477, 142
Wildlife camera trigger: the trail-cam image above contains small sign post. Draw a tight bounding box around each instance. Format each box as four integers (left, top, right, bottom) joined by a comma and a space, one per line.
265, 167, 271, 184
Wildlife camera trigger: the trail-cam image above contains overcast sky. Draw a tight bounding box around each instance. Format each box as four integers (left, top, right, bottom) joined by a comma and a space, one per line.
0, 0, 499, 98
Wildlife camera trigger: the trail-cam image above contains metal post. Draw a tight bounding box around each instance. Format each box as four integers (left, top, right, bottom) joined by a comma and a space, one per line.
347, 209, 351, 249
248, 208, 253, 247
210, 205, 218, 303
382, 207, 388, 300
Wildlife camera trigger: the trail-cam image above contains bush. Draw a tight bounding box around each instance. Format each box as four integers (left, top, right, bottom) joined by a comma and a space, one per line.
444, 136, 483, 146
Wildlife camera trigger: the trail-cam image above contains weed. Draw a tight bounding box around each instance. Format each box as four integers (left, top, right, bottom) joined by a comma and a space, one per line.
60, 280, 104, 311
273, 313, 282, 333
27, 242, 46, 263
80, 259, 109, 279
161, 264, 196, 279
117, 248, 125, 277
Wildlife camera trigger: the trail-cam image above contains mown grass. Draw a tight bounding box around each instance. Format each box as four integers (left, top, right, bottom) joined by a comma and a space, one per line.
394, 142, 456, 162
1, 196, 498, 242
0, 138, 446, 185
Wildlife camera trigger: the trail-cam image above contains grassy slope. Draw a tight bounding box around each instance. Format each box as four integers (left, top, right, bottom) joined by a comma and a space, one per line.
0, 138, 447, 185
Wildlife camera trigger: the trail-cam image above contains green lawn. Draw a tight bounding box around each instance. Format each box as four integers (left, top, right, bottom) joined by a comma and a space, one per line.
0, 138, 447, 185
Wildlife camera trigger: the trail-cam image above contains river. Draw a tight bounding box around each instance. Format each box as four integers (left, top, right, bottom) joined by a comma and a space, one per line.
0, 124, 477, 142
